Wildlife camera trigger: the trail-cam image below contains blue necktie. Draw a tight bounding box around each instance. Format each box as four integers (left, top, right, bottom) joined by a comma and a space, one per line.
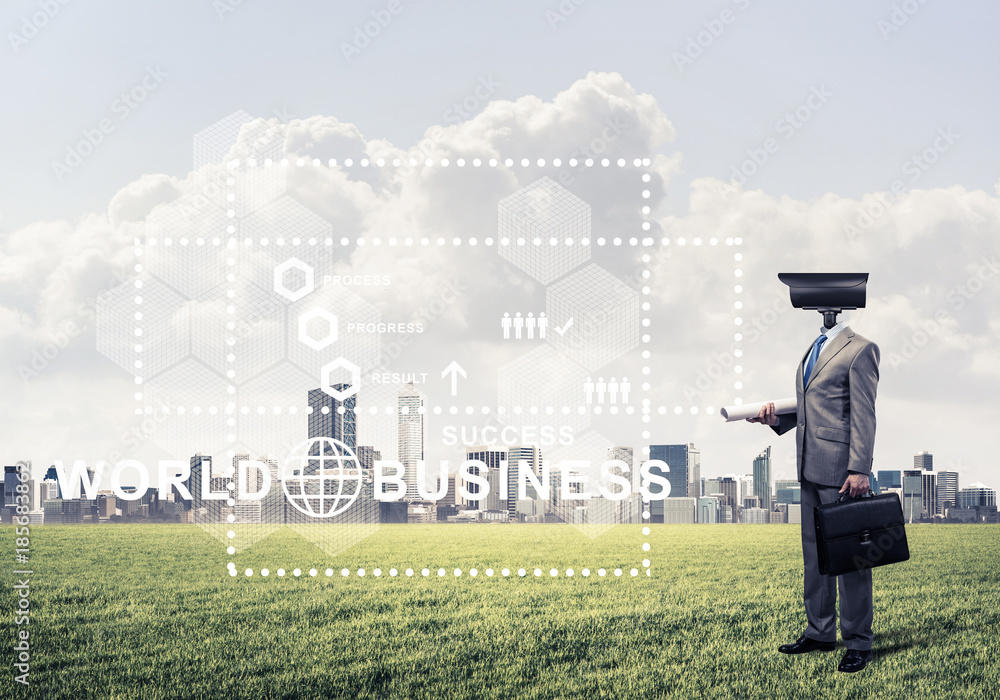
802, 334, 828, 387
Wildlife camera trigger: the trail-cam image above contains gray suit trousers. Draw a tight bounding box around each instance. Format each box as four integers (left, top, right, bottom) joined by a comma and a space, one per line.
800, 479, 874, 650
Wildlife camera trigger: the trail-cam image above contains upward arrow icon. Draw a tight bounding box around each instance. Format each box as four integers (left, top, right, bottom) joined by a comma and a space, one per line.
441, 361, 467, 396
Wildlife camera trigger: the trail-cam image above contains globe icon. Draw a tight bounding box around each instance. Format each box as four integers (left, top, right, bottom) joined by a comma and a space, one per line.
281, 437, 364, 518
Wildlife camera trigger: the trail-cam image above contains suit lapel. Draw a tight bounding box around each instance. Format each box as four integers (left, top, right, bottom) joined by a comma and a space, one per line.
805, 327, 854, 390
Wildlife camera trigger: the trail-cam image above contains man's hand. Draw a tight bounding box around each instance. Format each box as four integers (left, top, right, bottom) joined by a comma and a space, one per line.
839, 473, 870, 498
746, 402, 779, 426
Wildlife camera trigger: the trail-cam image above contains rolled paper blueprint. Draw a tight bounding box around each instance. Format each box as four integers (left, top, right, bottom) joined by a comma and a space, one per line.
719, 397, 797, 422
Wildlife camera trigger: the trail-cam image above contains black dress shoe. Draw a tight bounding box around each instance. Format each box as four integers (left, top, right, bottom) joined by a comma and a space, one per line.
778, 635, 836, 654
838, 649, 872, 673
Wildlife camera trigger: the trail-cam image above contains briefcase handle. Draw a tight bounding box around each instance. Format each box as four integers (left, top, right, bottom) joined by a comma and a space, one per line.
836, 488, 876, 504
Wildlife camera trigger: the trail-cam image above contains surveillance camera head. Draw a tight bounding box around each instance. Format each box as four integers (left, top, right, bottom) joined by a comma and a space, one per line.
778, 272, 868, 329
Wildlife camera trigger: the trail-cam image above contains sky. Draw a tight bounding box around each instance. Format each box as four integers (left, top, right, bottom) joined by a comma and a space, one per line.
2, 0, 999, 492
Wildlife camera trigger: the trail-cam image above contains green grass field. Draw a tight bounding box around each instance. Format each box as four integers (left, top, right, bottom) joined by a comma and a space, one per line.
3, 523, 998, 699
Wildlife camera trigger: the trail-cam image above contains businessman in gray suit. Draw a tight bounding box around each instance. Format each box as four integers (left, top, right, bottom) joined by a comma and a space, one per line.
747, 320, 880, 673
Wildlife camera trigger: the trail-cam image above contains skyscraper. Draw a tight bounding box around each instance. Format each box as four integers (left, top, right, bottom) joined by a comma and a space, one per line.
902, 469, 923, 522
308, 386, 357, 450
355, 446, 381, 474
686, 444, 701, 505
510, 445, 544, 519
775, 479, 801, 505
397, 382, 424, 500
719, 477, 738, 521
877, 470, 902, 490
464, 447, 506, 511
958, 483, 996, 509
922, 471, 937, 518
753, 447, 772, 515
914, 451, 933, 471
188, 453, 211, 518
608, 446, 640, 524
647, 444, 695, 522
936, 471, 959, 514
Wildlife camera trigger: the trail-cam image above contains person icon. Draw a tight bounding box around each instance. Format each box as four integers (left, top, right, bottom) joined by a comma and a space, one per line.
501, 312, 512, 340
583, 376, 595, 404
526, 312, 536, 339
608, 377, 619, 404
619, 376, 631, 404
513, 312, 524, 339
537, 312, 548, 339
595, 377, 607, 404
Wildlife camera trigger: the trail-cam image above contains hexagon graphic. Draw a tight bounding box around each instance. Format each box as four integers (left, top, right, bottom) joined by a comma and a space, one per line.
321, 358, 360, 401
546, 263, 640, 371
498, 177, 591, 284
190, 279, 285, 383
274, 257, 315, 302
241, 196, 332, 295
96, 278, 189, 380
498, 344, 590, 435
143, 195, 230, 300
288, 285, 381, 376
298, 308, 338, 350
193, 111, 285, 217
142, 358, 230, 456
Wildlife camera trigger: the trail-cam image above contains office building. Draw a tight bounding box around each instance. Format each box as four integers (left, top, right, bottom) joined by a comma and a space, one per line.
687, 444, 701, 505
739, 474, 754, 504
308, 385, 357, 450
41, 479, 59, 502
355, 446, 381, 473
753, 447, 772, 518
43, 499, 63, 525
698, 496, 718, 524
648, 444, 690, 498
704, 478, 722, 497
902, 470, 923, 522
661, 497, 696, 524
877, 470, 902, 490
922, 471, 937, 518
775, 480, 801, 505
189, 454, 212, 521
464, 447, 506, 511
510, 445, 545, 519
958, 483, 996, 509
742, 507, 770, 524
98, 494, 117, 519
936, 471, 959, 513
787, 503, 802, 524
914, 451, 933, 471
398, 382, 424, 500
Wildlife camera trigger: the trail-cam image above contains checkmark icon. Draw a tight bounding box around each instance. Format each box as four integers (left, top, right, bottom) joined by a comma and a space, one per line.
554, 317, 574, 336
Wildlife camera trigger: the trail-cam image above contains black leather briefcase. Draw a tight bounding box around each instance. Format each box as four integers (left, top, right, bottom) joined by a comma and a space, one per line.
815, 491, 910, 576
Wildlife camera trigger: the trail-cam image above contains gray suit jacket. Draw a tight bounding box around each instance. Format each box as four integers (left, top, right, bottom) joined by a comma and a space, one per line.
771, 326, 880, 487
